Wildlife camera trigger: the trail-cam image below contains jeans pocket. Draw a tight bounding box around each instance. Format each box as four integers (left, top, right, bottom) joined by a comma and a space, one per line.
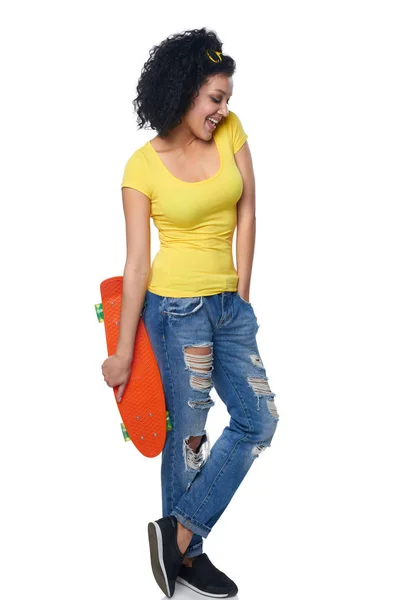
163, 296, 204, 317
236, 292, 259, 329
236, 291, 253, 307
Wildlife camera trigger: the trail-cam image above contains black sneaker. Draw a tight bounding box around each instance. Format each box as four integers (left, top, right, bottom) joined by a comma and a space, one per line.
176, 553, 239, 597
147, 515, 186, 597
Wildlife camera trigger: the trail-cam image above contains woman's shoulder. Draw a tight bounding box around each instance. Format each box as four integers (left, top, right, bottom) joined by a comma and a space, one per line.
220, 110, 244, 133
220, 110, 248, 154
121, 142, 152, 194
124, 141, 151, 163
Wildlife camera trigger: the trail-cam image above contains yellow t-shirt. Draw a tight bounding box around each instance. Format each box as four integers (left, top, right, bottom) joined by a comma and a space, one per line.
121, 110, 248, 297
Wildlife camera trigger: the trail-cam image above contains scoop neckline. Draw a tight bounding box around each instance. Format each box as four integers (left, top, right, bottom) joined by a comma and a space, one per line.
146, 134, 223, 185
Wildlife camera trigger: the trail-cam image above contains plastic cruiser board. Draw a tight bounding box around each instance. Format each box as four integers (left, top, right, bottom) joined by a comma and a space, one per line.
99, 276, 166, 458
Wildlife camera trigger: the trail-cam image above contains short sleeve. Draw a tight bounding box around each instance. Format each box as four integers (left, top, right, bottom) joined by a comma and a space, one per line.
121, 150, 152, 197
226, 110, 248, 154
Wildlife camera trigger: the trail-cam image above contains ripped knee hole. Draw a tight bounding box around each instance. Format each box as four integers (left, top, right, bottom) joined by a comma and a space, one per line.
183, 432, 210, 471
184, 345, 213, 391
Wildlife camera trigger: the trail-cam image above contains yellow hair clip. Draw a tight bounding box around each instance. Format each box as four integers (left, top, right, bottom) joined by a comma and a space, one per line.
206, 49, 223, 63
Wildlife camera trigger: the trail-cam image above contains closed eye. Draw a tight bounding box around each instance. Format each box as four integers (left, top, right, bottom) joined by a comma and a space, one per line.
212, 97, 230, 104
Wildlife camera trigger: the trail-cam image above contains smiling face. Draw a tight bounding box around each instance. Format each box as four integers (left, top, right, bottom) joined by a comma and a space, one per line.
183, 74, 233, 140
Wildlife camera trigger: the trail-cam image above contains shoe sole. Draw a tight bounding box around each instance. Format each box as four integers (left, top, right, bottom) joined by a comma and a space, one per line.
176, 576, 237, 598
148, 521, 171, 597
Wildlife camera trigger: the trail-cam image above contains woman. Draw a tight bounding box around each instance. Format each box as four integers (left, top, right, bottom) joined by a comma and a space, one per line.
102, 27, 279, 598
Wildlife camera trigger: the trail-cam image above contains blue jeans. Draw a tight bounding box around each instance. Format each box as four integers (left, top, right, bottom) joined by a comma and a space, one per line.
141, 290, 279, 558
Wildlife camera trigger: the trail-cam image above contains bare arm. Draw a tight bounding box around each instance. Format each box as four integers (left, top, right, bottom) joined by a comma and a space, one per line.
116, 186, 151, 362
235, 141, 256, 301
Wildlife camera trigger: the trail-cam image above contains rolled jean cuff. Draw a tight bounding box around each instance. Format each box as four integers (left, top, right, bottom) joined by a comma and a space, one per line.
170, 508, 211, 538
184, 540, 203, 558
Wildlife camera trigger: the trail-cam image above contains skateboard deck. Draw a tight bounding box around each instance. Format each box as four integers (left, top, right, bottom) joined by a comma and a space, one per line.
100, 276, 166, 458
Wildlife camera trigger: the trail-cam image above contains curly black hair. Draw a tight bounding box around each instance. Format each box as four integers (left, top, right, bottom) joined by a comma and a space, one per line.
132, 27, 236, 138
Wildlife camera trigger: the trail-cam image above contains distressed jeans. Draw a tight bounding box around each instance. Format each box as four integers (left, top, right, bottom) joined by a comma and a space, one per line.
141, 289, 279, 558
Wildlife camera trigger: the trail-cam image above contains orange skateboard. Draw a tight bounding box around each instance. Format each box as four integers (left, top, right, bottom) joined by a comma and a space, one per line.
99, 276, 167, 458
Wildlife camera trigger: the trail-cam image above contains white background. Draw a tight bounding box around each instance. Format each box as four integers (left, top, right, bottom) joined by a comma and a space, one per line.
1, 1, 399, 599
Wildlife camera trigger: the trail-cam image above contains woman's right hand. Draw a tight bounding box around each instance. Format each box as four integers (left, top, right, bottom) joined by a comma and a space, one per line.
101, 353, 132, 402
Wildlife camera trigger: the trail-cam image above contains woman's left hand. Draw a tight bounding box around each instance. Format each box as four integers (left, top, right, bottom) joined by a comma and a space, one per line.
237, 288, 250, 303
